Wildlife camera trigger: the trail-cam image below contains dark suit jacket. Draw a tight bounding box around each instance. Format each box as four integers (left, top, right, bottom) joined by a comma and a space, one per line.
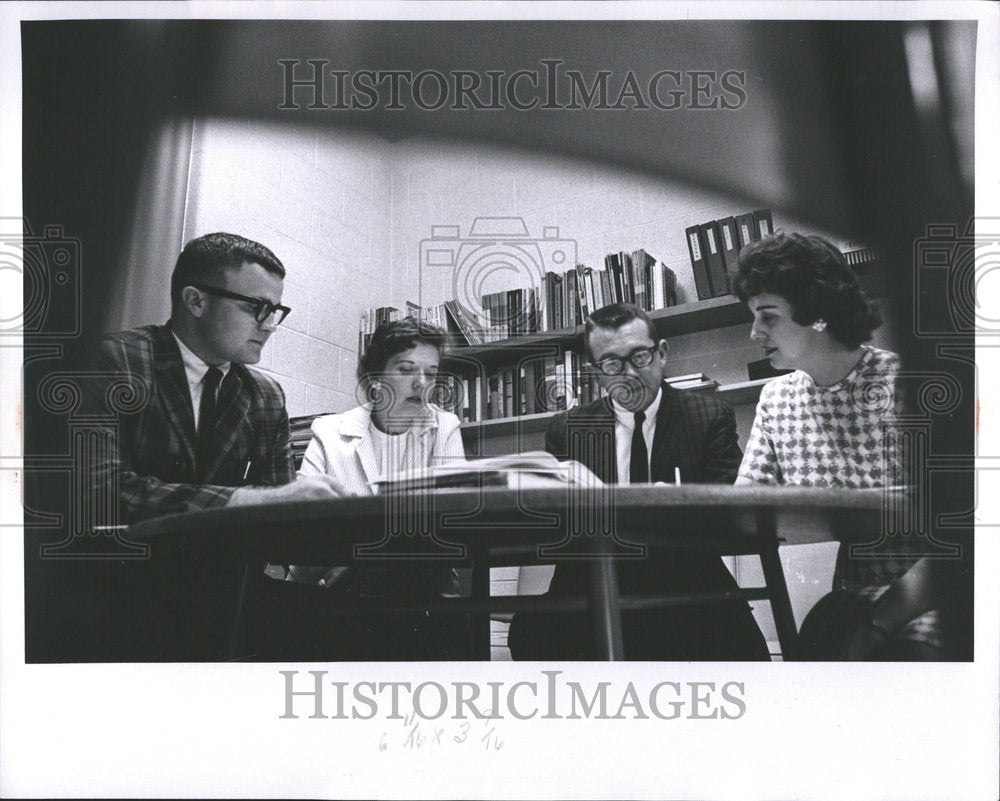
543, 383, 743, 594
545, 383, 743, 485
90, 323, 294, 524
508, 383, 768, 660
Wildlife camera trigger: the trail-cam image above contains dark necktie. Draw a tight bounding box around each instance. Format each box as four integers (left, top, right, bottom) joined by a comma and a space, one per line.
629, 410, 649, 484
197, 367, 223, 480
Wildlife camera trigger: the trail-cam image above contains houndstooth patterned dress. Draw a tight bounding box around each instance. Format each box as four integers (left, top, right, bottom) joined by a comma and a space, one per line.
739, 347, 942, 653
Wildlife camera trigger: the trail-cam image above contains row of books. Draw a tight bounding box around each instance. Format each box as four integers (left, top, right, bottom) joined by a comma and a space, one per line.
432, 352, 600, 422
358, 304, 407, 354
478, 250, 679, 344
602, 250, 678, 315
685, 209, 774, 300
432, 364, 718, 424
358, 300, 477, 353
360, 248, 680, 349
843, 245, 879, 267
480, 287, 541, 342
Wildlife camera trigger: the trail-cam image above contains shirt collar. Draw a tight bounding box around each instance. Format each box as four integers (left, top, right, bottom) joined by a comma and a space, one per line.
171, 330, 231, 387
341, 403, 441, 439
611, 385, 662, 427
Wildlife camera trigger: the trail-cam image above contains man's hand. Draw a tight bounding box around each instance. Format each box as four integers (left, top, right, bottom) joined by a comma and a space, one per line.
228, 475, 353, 506
562, 460, 604, 488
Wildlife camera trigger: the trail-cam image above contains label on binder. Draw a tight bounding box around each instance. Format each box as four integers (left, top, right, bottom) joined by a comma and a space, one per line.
722, 224, 734, 250
688, 232, 702, 260
706, 227, 718, 254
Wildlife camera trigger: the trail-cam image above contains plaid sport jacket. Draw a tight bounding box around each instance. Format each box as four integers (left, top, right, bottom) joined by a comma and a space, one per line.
88, 323, 294, 524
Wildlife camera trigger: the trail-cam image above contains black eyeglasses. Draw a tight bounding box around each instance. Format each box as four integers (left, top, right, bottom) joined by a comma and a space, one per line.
591, 345, 659, 376
190, 283, 292, 325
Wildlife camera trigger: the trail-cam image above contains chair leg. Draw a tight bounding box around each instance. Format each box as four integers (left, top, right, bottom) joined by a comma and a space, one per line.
589, 556, 625, 660
226, 562, 256, 661
757, 537, 799, 660
471, 555, 492, 660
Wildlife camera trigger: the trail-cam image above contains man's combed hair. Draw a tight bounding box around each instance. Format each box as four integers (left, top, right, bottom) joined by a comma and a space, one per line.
170, 232, 285, 308
584, 303, 658, 358
732, 232, 882, 348
357, 317, 448, 387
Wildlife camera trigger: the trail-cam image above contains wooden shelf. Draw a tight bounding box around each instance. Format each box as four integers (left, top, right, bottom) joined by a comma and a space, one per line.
647, 294, 751, 337
443, 264, 885, 371
715, 378, 774, 406
460, 411, 555, 439
443, 295, 752, 370
444, 327, 580, 369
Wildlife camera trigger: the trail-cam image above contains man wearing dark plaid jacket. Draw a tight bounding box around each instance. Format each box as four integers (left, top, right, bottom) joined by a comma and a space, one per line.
92, 232, 345, 524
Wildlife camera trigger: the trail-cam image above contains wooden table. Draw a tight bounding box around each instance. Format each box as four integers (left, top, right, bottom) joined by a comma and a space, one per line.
122, 485, 888, 661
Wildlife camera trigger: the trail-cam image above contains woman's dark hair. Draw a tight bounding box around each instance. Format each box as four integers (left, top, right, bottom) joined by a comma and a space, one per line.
357, 316, 448, 387
732, 232, 882, 348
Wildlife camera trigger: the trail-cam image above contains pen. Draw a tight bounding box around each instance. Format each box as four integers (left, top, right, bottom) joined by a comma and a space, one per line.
243, 460, 252, 481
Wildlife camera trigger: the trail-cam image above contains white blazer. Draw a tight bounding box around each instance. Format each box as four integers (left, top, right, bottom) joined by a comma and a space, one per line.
298, 402, 466, 494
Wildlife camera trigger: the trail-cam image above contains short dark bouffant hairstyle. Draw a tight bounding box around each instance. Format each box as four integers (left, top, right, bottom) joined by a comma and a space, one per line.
584, 302, 658, 359
357, 317, 448, 388
732, 232, 882, 348
170, 232, 285, 309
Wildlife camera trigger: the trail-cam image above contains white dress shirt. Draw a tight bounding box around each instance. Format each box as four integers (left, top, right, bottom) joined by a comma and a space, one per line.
611, 386, 662, 484
171, 331, 231, 433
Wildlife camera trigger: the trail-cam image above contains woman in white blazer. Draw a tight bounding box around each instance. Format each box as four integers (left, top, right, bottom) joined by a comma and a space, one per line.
289, 316, 470, 660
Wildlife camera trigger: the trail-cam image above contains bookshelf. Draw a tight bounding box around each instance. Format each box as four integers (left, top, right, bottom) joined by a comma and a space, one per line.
442, 293, 752, 369
459, 410, 557, 440
444, 293, 763, 451
361, 239, 880, 455
455, 379, 776, 446
442, 255, 882, 369
443, 254, 883, 444
716, 378, 774, 406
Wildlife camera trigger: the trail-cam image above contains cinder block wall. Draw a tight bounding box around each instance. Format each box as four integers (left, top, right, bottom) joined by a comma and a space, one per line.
183, 118, 393, 417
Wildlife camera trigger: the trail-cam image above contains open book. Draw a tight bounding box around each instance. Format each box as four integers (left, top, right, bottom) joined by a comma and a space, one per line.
373, 451, 604, 492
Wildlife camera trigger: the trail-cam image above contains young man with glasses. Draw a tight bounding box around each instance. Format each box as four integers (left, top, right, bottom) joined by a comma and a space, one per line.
91, 231, 346, 524
507, 302, 769, 660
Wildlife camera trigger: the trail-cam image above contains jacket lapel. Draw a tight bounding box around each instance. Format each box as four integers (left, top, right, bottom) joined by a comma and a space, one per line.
201, 366, 252, 482
339, 404, 380, 485
572, 396, 617, 483
650, 384, 684, 483
152, 326, 197, 469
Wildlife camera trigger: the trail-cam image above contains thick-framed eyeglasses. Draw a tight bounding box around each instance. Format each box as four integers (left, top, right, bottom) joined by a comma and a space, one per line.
190, 283, 292, 325
591, 344, 659, 376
